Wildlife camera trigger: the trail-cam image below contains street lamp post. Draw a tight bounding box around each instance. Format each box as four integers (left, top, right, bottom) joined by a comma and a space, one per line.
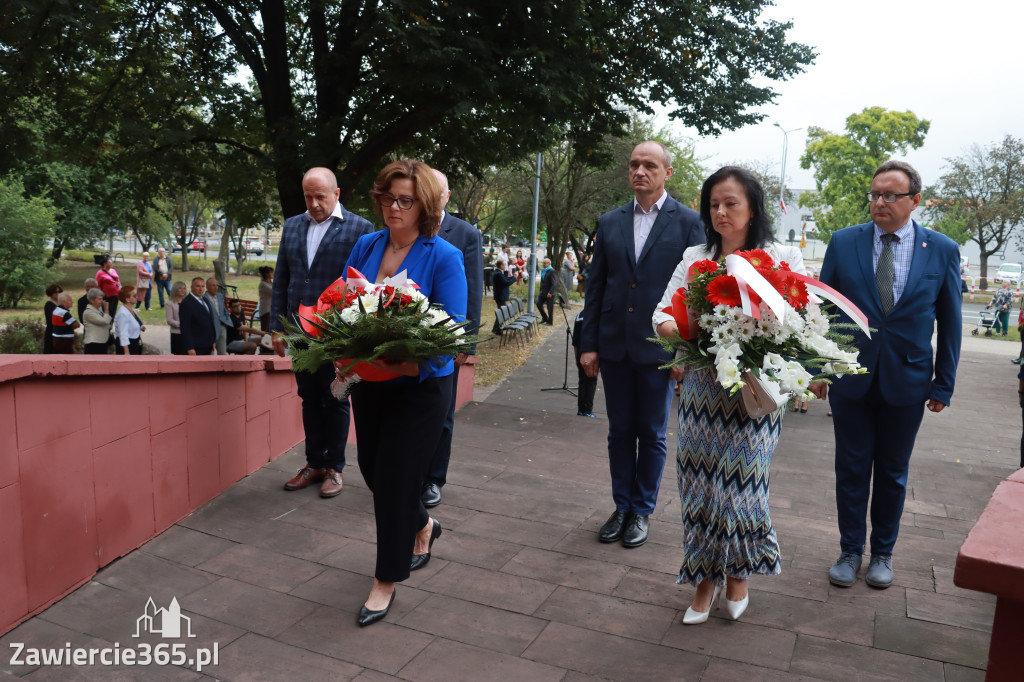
773, 123, 802, 239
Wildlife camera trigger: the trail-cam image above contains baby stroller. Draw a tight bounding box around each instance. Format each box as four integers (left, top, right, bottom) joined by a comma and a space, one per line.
972, 310, 998, 336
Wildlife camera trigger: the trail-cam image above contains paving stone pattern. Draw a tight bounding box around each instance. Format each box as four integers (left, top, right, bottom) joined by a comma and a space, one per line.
2, 311, 1014, 681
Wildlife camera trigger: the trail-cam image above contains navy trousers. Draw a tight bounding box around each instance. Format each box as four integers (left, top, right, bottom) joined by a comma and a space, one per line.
424, 364, 460, 487
830, 380, 925, 555
599, 358, 674, 516
294, 363, 350, 471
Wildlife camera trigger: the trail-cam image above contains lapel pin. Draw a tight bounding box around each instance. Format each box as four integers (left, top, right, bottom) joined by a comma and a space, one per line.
922, 242, 927, 248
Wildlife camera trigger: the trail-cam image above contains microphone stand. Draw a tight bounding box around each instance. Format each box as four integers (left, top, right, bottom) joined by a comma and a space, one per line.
541, 279, 578, 397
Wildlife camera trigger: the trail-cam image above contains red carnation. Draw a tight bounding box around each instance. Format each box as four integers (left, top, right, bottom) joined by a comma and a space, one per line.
320, 285, 346, 307
689, 259, 719, 276
737, 249, 774, 269
706, 274, 742, 307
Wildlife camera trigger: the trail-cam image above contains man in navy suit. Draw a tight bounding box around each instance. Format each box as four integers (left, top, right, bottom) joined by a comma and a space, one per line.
579, 140, 704, 548
812, 160, 961, 589
271, 167, 374, 498
421, 168, 484, 508
537, 258, 556, 325
179, 277, 217, 355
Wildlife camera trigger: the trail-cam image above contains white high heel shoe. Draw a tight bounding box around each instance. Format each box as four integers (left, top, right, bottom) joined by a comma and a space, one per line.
724, 592, 749, 620
682, 585, 721, 625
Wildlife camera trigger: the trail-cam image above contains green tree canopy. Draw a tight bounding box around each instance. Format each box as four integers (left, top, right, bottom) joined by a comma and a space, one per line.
0, 178, 59, 308
3, 0, 814, 224
799, 107, 930, 241
927, 136, 1024, 284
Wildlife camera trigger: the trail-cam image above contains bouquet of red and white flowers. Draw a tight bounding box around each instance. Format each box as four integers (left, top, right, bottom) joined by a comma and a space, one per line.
656, 249, 869, 401
283, 267, 474, 382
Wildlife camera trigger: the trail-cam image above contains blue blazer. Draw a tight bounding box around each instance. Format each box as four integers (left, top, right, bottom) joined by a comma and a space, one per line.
438, 211, 484, 345
179, 295, 217, 352
579, 195, 704, 365
346, 229, 468, 381
270, 208, 374, 332
820, 220, 962, 406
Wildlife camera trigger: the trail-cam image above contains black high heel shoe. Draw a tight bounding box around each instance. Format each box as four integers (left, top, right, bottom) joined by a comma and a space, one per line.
357, 590, 396, 627
410, 519, 442, 571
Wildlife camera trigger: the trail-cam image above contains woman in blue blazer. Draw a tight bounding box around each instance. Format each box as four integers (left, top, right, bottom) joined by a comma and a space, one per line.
345, 160, 467, 626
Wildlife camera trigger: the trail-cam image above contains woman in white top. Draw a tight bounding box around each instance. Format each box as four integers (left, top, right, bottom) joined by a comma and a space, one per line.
652, 166, 806, 625
165, 281, 187, 355
113, 286, 146, 355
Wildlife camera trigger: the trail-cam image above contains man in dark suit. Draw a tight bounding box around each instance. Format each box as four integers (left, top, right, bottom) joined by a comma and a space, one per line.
421, 168, 484, 508
537, 258, 556, 325
812, 160, 961, 589
179, 277, 217, 355
271, 167, 373, 498
580, 140, 704, 548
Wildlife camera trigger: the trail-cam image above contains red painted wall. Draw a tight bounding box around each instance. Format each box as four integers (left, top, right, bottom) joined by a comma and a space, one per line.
0, 354, 476, 636
0, 355, 304, 635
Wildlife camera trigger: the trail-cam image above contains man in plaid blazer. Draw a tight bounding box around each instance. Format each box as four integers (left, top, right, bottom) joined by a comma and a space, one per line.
271, 167, 374, 498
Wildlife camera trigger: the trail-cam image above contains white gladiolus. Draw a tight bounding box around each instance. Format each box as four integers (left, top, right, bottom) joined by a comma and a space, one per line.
762, 353, 787, 374
715, 355, 742, 388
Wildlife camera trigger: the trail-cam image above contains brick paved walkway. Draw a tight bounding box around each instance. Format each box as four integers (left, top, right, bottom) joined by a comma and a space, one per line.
3, 312, 1015, 681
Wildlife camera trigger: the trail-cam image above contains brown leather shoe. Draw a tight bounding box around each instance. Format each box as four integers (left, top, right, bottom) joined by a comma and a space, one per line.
320, 468, 343, 498
283, 466, 324, 491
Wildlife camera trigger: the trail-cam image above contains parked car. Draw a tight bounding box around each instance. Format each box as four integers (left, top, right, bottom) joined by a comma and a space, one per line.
243, 237, 264, 256
959, 255, 969, 275
994, 262, 1023, 286
171, 238, 206, 253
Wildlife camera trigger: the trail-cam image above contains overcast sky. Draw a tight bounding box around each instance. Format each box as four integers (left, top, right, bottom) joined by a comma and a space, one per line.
662, 0, 1024, 191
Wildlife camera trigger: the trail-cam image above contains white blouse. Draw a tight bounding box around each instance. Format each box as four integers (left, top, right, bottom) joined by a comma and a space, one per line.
113, 305, 143, 346
652, 242, 807, 333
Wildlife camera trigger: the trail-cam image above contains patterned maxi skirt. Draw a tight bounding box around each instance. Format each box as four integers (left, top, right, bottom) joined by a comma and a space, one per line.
675, 367, 783, 586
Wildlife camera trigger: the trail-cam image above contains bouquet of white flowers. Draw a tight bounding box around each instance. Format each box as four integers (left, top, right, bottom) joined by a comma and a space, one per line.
655, 249, 869, 401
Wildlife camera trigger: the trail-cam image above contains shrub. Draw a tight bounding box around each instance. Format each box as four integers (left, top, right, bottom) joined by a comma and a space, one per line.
0, 319, 45, 354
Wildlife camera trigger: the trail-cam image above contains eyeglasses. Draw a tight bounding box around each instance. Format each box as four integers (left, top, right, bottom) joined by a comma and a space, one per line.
379, 194, 417, 210
867, 191, 914, 203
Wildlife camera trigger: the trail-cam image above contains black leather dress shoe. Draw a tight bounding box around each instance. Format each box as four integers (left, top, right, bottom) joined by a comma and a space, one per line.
357, 590, 395, 627
421, 482, 442, 508
622, 514, 649, 548
598, 510, 630, 543
410, 519, 442, 571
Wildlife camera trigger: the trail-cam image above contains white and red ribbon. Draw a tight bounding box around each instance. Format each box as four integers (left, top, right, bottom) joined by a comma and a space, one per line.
723, 256, 872, 340
725, 254, 786, 323
786, 272, 872, 339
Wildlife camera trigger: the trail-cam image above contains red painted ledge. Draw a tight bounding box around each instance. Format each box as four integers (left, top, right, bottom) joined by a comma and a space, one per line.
954, 470, 1024, 681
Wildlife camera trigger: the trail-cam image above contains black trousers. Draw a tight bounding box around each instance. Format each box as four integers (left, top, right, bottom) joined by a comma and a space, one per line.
294, 363, 350, 470
351, 373, 453, 583
84, 342, 107, 355
576, 356, 598, 414
538, 295, 554, 324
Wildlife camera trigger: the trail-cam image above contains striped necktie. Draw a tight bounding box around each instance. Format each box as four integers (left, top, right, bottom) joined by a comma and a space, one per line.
876, 233, 898, 315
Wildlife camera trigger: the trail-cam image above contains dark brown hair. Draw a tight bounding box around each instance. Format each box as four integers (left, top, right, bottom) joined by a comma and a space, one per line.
369, 159, 443, 237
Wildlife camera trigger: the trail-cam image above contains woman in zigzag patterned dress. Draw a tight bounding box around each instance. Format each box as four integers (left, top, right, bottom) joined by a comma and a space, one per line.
653, 167, 807, 625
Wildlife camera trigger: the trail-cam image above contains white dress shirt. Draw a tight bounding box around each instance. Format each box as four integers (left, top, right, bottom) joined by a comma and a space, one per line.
633, 191, 668, 262
305, 202, 343, 269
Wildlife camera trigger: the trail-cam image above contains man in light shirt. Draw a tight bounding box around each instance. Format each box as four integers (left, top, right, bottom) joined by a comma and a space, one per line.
271, 167, 373, 498
578, 141, 704, 549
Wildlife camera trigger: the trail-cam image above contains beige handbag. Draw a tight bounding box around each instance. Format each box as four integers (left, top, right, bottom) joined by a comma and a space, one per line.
739, 369, 790, 419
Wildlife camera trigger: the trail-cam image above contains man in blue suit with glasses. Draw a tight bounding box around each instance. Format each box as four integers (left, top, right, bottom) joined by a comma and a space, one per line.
579, 141, 704, 548
812, 160, 961, 589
